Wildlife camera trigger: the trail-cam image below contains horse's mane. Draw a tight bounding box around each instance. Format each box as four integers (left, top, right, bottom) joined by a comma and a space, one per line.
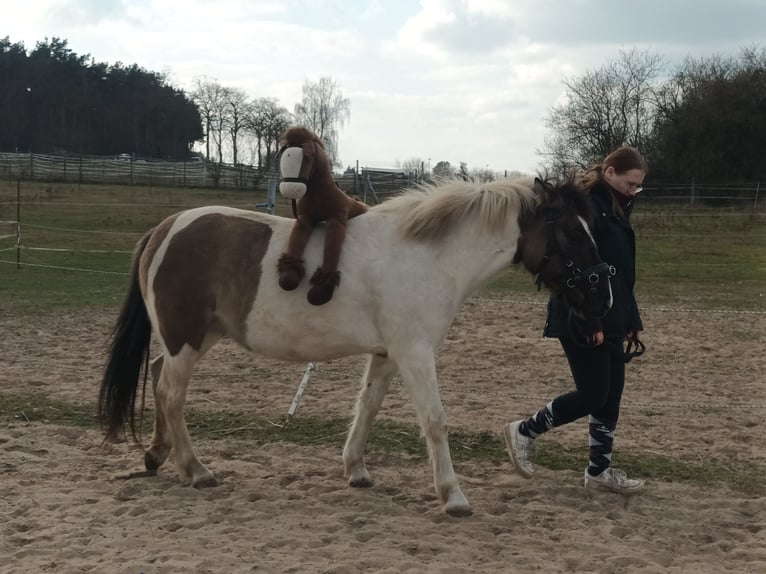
372, 177, 540, 241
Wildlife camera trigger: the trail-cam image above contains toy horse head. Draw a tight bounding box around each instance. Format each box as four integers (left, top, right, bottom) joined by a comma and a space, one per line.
278, 127, 330, 200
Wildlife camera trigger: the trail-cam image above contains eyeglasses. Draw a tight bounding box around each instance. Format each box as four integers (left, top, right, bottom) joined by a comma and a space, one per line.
626, 182, 643, 193
633, 186, 643, 194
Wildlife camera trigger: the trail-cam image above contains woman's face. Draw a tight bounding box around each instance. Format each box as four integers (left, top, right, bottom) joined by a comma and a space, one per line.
604, 167, 645, 199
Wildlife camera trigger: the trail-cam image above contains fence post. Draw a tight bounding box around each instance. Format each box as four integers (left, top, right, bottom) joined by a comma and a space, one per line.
267, 178, 277, 214
755, 182, 760, 212
15, 179, 21, 269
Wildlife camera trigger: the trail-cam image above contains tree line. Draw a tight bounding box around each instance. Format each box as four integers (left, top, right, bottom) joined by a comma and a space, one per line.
3, 37, 764, 183
0, 37, 349, 169
0, 37, 202, 160
542, 46, 766, 183
190, 75, 349, 171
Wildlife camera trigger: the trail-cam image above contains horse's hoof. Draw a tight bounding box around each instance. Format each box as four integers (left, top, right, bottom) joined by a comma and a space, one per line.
279, 270, 302, 291
444, 504, 473, 517
192, 474, 218, 489
144, 451, 162, 472
349, 477, 374, 488
307, 284, 334, 306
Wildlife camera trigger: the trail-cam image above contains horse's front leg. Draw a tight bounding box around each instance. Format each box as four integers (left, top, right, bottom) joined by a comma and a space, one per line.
343, 354, 398, 487
393, 344, 471, 516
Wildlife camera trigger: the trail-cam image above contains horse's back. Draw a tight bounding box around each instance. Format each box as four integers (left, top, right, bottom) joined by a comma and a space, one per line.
139, 205, 446, 362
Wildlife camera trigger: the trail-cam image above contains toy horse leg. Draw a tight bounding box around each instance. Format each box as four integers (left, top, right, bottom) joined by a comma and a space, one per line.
307, 217, 347, 305
392, 343, 471, 516
278, 220, 313, 290
343, 354, 399, 487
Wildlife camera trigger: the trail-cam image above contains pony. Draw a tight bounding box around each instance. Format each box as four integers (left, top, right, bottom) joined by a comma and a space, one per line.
98, 174, 613, 516
276, 126, 368, 305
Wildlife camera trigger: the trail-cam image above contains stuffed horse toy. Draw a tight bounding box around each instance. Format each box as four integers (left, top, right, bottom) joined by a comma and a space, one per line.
276, 126, 368, 305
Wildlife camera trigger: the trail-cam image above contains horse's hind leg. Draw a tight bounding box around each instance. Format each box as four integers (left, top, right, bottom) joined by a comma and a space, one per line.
343, 354, 398, 487
144, 354, 171, 473
153, 335, 221, 487
393, 344, 470, 516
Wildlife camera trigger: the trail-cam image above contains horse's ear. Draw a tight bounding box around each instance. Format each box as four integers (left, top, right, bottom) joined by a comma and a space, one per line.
533, 176, 553, 195
302, 140, 316, 158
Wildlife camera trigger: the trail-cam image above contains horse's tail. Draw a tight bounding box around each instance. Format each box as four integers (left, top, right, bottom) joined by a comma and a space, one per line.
98, 230, 153, 443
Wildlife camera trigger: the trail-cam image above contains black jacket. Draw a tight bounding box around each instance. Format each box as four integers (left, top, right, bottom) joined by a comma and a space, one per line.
543, 181, 643, 340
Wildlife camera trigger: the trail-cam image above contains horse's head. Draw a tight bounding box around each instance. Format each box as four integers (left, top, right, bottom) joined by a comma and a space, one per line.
514, 175, 613, 320
277, 126, 330, 200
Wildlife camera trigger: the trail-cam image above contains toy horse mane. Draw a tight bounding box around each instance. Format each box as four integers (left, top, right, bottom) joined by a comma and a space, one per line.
282, 126, 325, 149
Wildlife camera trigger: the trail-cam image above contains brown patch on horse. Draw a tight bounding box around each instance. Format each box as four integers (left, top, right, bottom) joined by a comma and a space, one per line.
152, 213, 272, 356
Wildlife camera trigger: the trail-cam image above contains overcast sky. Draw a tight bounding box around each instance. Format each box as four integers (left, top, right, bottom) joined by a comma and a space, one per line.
6, 0, 765, 173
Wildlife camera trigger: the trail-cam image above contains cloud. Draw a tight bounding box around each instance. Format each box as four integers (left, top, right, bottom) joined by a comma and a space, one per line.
46, 0, 130, 25
393, 0, 517, 60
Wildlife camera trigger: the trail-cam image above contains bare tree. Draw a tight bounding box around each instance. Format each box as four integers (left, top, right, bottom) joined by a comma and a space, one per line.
246, 97, 291, 170
225, 87, 251, 165
190, 77, 226, 161
208, 87, 232, 164
540, 48, 664, 173
398, 156, 425, 176
293, 76, 350, 167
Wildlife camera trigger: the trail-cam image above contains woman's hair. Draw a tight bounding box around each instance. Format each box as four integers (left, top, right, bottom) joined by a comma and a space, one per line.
581, 146, 648, 191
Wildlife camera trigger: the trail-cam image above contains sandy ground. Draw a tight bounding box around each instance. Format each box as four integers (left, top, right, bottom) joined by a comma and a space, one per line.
1, 298, 765, 573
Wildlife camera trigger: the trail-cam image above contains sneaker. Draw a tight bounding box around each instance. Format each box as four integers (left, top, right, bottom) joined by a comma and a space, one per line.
503, 421, 535, 478
584, 467, 645, 494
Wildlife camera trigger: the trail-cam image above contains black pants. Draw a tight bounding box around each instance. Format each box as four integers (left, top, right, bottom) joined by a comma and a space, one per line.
551, 338, 626, 428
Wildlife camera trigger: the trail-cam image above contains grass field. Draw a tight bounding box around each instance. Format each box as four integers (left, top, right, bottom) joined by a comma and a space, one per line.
1, 179, 764, 313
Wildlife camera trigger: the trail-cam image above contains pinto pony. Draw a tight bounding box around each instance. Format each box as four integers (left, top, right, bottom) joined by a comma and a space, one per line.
98, 175, 612, 516
276, 126, 368, 305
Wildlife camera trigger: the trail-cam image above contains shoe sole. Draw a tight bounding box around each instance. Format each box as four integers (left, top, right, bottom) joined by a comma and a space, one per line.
503, 422, 533, 479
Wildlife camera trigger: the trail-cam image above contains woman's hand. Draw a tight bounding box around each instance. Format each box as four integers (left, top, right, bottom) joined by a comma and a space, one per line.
586, 331, 605, 346
627, 330, 643, 342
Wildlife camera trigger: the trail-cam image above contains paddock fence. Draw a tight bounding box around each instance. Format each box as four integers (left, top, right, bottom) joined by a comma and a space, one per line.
1, 152, 763, 212
0, 152, 277, 190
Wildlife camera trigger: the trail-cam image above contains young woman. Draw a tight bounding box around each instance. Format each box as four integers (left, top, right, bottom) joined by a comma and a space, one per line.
504, 146, 647, 493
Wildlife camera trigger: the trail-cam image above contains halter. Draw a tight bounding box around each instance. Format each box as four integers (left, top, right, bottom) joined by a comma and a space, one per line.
534, 218, 615, 293
565, 260, 615, 290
